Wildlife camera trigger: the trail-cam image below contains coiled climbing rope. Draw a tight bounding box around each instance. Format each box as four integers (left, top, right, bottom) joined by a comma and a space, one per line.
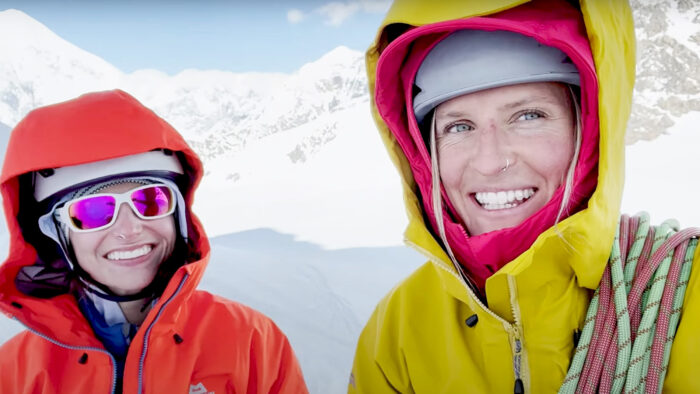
559, 212, 699, 394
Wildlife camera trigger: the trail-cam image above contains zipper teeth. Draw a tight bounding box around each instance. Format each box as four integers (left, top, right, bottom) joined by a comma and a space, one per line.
507, 275, 524, 330
12, 316, 118, 394
508, 275, 527, 391
405, 238, 514, 329
137, 274, 189, 394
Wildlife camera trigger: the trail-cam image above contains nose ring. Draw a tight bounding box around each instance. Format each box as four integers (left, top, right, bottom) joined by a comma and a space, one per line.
501, 159, 510, 173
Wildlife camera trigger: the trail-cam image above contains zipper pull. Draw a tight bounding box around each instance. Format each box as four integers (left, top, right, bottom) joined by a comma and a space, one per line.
514, 378, 524, 394
512, 327, 524, 394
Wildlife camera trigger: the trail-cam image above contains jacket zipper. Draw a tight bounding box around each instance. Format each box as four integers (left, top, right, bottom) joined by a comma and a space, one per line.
12, 316, 118, 394
137, 274, 189, 394
507, 275, 527, 394
406, 239, 530, 393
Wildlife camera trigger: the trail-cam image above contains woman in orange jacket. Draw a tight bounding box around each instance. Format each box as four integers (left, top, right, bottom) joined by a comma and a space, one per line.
0, 90, 308, 394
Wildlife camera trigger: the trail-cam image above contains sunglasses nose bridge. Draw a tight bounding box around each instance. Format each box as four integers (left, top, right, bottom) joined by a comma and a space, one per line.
110, 200, 144, 236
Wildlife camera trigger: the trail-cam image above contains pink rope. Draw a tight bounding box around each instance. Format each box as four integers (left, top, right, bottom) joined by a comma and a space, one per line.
645, 242, 687, 393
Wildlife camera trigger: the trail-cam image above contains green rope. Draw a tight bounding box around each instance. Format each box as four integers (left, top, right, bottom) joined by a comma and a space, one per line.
624, 220, 676, 393
559, 213, 698, 394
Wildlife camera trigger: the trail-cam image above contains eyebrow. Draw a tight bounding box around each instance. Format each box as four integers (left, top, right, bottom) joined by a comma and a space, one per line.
500, 95, 559, 110
440, 95, 562, 118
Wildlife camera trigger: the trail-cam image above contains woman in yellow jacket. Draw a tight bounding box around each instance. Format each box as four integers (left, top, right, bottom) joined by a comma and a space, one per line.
350, 0, 700, 393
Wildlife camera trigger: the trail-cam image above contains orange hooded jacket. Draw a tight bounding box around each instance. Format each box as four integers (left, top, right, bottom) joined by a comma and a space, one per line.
0, 90, 309, 394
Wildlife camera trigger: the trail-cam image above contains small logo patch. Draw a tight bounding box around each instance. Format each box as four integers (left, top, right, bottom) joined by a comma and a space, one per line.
189, 382, 215, 394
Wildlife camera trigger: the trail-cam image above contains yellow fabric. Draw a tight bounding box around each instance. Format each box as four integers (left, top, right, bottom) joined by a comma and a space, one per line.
351, 0, 700, 392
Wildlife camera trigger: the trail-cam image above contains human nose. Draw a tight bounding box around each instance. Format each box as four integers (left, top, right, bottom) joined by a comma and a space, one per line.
468, 124, 513, 176
110, 202, 143, 239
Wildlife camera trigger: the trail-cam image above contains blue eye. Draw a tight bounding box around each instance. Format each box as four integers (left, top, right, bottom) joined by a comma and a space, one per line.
518, 111, 543, 121
446, 123, 473, 133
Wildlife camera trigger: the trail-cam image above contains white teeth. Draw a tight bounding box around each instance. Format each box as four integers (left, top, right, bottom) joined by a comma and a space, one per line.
496, 191, 507, 204
107, 245, 152, 261
475, 188, 535, 210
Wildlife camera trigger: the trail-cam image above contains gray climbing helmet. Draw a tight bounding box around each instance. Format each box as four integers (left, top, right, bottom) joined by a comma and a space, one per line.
413, 29, 581, 123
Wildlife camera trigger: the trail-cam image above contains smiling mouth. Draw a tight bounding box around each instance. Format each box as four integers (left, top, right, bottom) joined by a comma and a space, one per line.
106, 245, 153, 261
473, 188, 536, 211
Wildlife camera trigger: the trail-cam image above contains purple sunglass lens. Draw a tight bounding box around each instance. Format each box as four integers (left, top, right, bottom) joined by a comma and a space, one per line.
68, 195, 116, 230
131, 186, 173, 217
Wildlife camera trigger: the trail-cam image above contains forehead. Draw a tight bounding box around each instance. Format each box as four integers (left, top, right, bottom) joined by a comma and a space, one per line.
436, 82, 570, 114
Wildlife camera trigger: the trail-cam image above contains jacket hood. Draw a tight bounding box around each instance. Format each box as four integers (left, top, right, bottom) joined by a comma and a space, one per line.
367, 0, 635, 293
0, 90, 209, 344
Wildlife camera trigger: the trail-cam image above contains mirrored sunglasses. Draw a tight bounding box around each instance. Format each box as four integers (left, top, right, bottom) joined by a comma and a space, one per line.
55, 184, 176, 232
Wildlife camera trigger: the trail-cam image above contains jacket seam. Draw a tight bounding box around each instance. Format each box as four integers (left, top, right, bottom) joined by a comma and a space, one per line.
13, 316, 117, 394
137, 273, 189, 394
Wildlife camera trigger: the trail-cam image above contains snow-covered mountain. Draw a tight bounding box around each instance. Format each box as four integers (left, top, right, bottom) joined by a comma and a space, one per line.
0, 9, 122, 126
0, 8, 368, 163
121, 46, 368, 161
628, 0, 700, 143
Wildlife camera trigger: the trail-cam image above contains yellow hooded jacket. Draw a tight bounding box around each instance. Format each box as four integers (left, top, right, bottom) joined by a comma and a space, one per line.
350, 1, 700, 392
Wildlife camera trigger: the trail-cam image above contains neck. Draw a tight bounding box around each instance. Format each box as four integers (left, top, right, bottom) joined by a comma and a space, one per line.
119, 298, 153, 325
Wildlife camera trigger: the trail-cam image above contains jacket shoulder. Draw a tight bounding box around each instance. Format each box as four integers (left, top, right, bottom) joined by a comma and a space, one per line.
0, 331, 39, 390
0, 329, 33, 358
350, 261, 443, 393
187, 290, 283, 332
374, 261, 445, 320
165, 290, 309, 393
0, 330, 114, 393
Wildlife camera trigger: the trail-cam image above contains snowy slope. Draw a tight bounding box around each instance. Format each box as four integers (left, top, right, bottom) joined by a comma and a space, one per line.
195, 102, 406, 248
622, 111, 700, 226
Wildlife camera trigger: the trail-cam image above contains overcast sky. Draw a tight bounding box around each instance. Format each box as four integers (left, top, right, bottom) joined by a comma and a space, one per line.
0, 0, 389, 74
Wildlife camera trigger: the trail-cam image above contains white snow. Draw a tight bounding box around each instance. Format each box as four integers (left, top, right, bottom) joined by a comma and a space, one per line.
622, 111, 700, 226
665, 2, 700, 55
195, 101, 406, 248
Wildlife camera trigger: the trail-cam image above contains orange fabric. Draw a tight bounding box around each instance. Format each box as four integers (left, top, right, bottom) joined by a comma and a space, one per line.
0, 90, 308, 394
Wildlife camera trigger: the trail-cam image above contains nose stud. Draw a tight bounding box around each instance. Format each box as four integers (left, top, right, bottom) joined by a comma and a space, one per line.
501, 158, 510, 173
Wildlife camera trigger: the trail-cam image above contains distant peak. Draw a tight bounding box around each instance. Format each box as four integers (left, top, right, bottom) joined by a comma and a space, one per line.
0, 8, 39, 23
0, 8, 59, 38
320, 45, 362, 61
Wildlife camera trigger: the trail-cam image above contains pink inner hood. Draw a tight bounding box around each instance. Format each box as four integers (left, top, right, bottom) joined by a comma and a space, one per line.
374, 0, 600, 292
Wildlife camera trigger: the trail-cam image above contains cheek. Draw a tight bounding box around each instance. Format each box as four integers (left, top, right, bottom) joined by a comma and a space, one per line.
153, 217, 177, 254
534, 135, 575, 182
69, 232, 100, 261
437, 145, 469, 191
